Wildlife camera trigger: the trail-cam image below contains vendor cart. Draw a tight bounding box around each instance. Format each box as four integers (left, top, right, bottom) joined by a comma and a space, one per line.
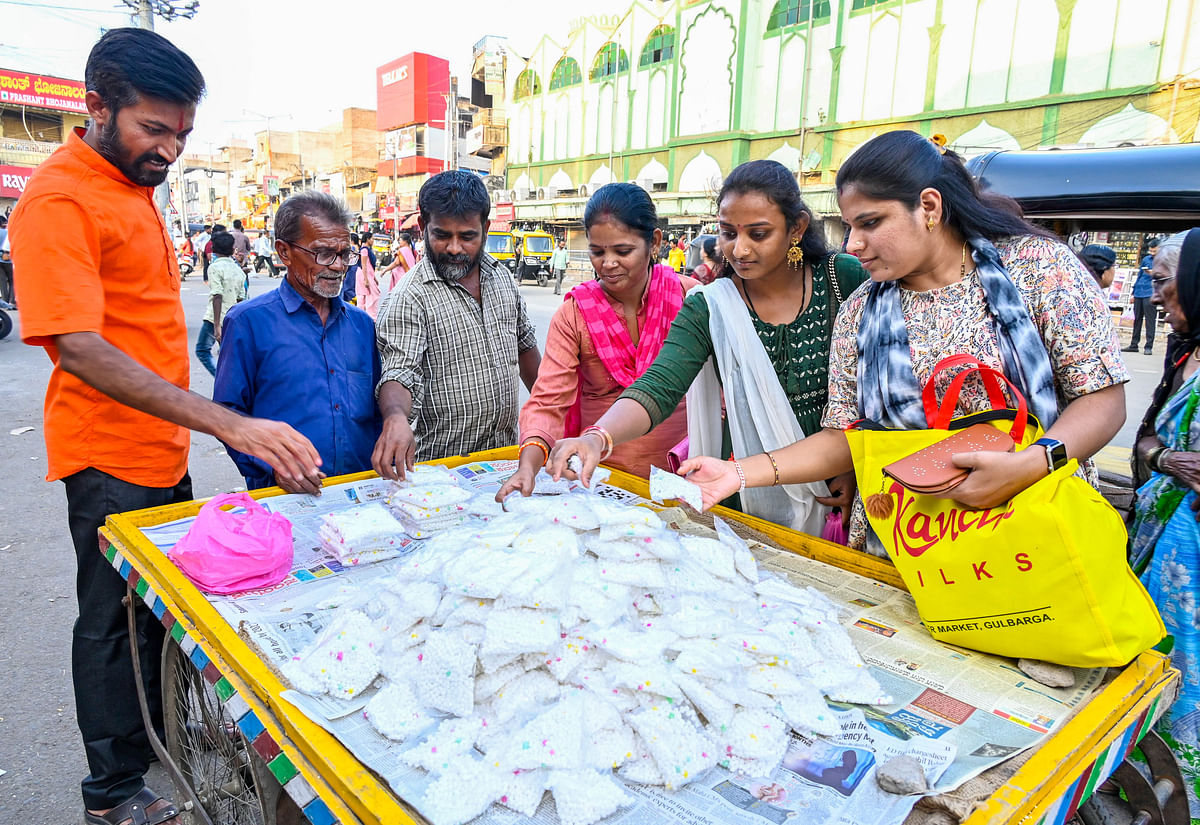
97, 449, 1183, 825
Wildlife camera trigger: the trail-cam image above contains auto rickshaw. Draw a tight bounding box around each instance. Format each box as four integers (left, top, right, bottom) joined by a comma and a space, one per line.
517, 230, 554, 286
485, 230, 518, 276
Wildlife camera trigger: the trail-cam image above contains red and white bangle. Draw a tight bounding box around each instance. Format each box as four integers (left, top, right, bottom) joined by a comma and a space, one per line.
519, 439, 549, 467
581, 425, 614, 461
732, 459, 747, 493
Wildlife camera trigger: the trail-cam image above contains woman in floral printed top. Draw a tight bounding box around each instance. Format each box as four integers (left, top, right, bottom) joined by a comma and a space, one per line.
675, 130, 1128, 553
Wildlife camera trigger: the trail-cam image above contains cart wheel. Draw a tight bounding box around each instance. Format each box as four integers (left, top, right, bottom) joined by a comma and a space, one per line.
162, 637, 281, 825
1077, 731, 1189, 825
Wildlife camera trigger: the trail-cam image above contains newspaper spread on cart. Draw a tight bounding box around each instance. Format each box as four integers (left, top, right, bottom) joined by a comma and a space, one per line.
139, 461, 1102, 825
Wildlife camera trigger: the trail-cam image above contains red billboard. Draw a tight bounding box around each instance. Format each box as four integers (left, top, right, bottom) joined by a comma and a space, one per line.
0, 164, 33, 198
0, 69, 86, 114
376, 53, 450, 132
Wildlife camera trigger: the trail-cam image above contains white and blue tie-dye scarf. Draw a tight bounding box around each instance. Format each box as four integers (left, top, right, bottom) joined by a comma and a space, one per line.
855, 236, 1059, 430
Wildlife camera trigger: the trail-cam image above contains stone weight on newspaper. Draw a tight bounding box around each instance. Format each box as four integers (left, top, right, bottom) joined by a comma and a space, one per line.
876, 755, 929, 795
1017, 658, 1076, 688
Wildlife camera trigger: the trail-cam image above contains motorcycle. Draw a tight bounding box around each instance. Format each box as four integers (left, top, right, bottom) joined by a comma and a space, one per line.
0, 300, 12, 340
177, 253, 196, 280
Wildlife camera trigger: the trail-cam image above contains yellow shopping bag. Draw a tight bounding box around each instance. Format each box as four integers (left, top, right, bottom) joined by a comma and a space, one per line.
845, 356, 1163, 668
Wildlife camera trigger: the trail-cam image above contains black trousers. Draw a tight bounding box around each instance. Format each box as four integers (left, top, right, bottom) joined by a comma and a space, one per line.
0, 259, 12, 304
255, 254, 277, 276
1131, 296, 1156, 348
63, 467, 192, 809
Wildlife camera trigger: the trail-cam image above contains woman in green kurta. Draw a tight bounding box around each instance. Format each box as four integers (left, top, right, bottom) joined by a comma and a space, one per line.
549, 160, 867, 535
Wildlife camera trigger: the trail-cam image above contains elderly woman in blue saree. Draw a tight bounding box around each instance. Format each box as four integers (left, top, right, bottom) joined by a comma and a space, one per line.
1130, 227, 1200, 812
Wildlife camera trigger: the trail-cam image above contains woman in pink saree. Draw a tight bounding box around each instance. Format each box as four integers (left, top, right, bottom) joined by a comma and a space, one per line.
498, 184, 693, 497
355, 231, 380, 319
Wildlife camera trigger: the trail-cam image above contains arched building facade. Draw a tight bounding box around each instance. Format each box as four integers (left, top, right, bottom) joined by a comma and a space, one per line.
503, 0, 1199, 227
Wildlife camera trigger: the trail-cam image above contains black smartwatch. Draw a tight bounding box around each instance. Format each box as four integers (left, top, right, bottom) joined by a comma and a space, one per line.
1034, 437, 1068, 474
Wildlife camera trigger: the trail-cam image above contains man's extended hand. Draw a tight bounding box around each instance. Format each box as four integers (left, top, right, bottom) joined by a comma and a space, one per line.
373, 413, 416, 481
222, 418, 324, 495
274, 469, 327, 496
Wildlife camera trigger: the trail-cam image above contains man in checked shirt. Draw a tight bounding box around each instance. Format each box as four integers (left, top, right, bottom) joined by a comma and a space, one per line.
373, 170, 542, 476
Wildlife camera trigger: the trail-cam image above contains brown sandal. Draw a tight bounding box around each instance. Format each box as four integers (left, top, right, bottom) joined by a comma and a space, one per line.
83, 787, 179, 825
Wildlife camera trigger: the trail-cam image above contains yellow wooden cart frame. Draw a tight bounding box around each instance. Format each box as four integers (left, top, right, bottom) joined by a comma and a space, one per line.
98, 448, 1180, 825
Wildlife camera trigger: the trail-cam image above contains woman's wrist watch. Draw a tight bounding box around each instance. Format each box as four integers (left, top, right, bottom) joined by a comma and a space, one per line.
1033, 437, 1069, 475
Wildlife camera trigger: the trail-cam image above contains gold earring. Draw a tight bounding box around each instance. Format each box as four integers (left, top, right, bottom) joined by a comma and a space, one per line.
926, 216, 936, 233
786, 237, 803, 270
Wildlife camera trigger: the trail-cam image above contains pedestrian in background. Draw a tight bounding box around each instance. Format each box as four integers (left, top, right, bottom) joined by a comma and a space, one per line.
0, 215, 13, 306
373, 170, 542, 473
668, 236, 686, 272
342, 231, 360, 305
10, 28, 321, 825
1077, 243, 1117, 290
551, 237, 570, 295
204, 222, 225, 284
194, 230, 245, 376
355, 229, 380, 318
195, 223, 211, 281
375, 231, 415, 294
253, 230, 277, 276
230, 218, 252, 265
1126, 237, 1159, 354
691, 235, 721, 285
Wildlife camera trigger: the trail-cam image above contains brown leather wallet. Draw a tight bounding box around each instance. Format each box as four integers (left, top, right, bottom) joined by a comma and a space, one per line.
883, 423, 1016, 494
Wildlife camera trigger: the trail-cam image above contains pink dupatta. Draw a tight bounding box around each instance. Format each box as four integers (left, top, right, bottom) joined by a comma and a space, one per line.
563, 263, 684, 436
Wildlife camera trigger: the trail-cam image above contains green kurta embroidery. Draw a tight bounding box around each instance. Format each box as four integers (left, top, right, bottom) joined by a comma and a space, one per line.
745, 268, 831, 437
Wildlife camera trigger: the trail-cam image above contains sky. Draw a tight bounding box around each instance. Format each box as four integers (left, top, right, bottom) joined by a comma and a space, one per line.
3, 0, 632, 151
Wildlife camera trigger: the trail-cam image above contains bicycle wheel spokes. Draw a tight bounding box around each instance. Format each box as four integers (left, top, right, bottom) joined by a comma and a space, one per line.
163, 638, 271, 825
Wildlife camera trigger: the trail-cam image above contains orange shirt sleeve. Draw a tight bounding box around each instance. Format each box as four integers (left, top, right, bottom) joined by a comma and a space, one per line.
519, 300, 583, 447
12, 193, 105, 347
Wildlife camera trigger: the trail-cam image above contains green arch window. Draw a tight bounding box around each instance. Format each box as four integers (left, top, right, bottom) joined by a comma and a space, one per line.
638, 25, 675, 68
514, 69, 542, 100
549, 56, 582, 90
767, 0, 831, 30
590, 42, 629, 80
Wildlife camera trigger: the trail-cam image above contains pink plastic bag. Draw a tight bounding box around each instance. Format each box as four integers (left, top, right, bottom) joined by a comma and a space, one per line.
821, 510, 849, 546
169, 493, 294, 595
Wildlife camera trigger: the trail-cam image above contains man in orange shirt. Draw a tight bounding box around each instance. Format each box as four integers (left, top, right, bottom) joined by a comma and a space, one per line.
11, 29, 323, 825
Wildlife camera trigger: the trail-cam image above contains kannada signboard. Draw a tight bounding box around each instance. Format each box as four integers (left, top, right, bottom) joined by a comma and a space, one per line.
0, 164, 33, 198
0, 69, 86, 114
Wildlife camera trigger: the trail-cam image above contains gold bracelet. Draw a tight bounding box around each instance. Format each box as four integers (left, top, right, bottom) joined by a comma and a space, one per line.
519, 439, 549, 467
766, 451, 781, 486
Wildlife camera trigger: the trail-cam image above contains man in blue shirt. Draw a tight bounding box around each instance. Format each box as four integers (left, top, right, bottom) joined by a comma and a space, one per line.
214, 191, 382, 493
1124, 237, 1159, 355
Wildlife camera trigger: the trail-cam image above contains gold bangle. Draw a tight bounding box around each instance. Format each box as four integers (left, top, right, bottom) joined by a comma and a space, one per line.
519, 440, 549, 466
766, 451, 781, 486
581, 425, 614, 461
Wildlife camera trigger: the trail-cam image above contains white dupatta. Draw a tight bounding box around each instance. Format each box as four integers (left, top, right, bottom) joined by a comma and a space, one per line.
684, 278, 830, 536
